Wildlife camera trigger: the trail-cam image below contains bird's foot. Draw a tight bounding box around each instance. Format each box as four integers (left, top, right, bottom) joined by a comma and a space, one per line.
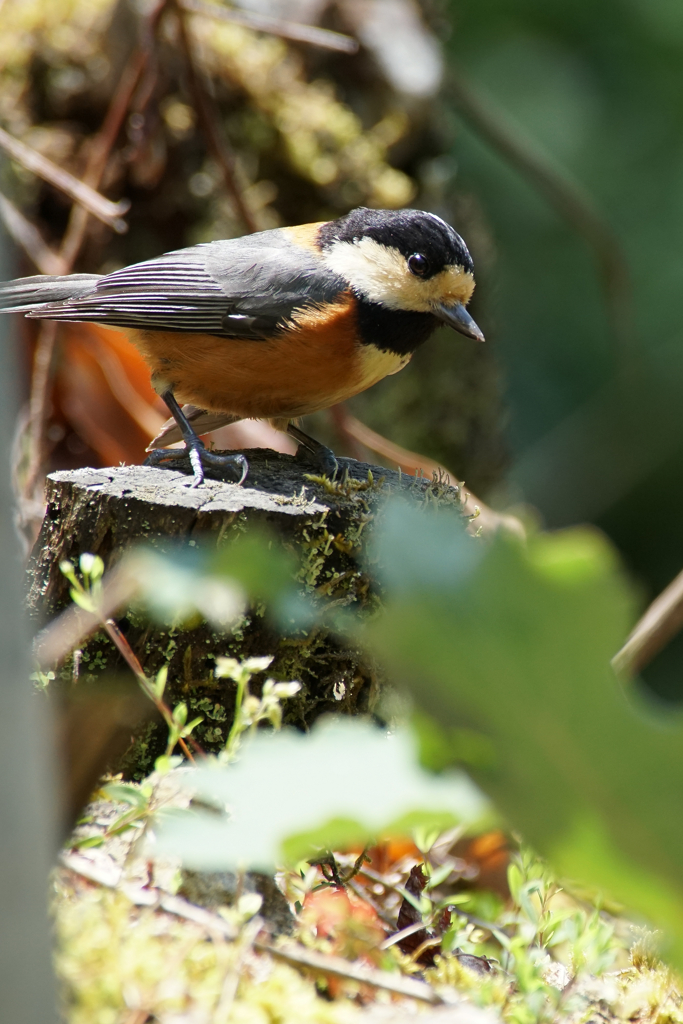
144, 441, 249, 487
288, 425, 339, 478
293, 439, 338, 478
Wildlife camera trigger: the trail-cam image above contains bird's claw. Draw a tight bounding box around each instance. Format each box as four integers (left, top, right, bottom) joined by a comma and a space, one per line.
293, 440, 338, 479
144, 443, 249, 486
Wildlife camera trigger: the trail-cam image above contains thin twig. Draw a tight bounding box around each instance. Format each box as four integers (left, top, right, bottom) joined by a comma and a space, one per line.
446, 69, 636, 372
612, 566, 683, 676
102, 617, 198, 763
61, 850, 453, 1005
379, 920, 425, 950
20, 4, 169, 534
174, 0, 259, 234
0, 126, 129, 231
60, 851, 239, 937
252, 940, 452, 1004
214, 916, 261, 1023
0, 190, 64, 275
359, 865, 510, 947
180, 0, 358, 54
58, 0, 170, 267
22, 320, 59, 503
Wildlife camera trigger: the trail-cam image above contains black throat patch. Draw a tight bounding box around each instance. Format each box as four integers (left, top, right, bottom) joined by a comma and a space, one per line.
355, 295, 438, 355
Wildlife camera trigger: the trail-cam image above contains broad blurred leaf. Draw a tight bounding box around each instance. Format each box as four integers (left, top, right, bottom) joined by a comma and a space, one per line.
125, 532, 296, 627
152, 718, 492, 870
360, 499, 683, 962
126, 548, 246, 628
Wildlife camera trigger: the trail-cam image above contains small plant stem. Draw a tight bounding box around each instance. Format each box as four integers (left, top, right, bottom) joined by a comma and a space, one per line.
224, 674, 247, 756
102, 618, 198, 763
254, 941, 447, 1005
359, 865, 510, 947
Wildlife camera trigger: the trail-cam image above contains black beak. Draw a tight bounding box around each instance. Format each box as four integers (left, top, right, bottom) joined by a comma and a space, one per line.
434, 302, 485, 342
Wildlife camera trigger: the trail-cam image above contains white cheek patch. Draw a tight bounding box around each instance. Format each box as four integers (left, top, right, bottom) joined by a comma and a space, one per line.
322, 238, 475, 312
323, 237, 407, 306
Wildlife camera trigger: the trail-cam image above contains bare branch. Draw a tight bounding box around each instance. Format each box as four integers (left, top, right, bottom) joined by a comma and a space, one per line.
180, 0, 358, 54
0, 191, 65, 275
253, 940, 451, 1004
174, 0, 259, 234
58, 2, 170, 267
446, 70, 636, 373
0, 127, 129, 232
60, 852, 239, 938
612, 568, 683, 676
22, 320, 59, 513
60, 851, 456, 1005
20, 4, 171, 535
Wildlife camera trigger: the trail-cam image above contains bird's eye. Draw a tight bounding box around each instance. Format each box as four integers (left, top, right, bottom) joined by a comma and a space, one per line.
408, 253, 429, 277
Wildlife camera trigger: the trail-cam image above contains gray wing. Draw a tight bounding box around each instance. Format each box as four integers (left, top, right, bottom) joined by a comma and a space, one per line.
20, 229, 345, 339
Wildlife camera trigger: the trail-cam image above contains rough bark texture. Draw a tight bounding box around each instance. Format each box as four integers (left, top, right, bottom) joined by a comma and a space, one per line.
27, 449, 469, 777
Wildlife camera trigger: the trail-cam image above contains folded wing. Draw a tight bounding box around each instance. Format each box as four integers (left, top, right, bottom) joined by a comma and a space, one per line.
0, 229, 345, 340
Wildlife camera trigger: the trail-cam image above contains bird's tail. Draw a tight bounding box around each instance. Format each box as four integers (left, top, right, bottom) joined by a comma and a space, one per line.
0, 273, 101, 314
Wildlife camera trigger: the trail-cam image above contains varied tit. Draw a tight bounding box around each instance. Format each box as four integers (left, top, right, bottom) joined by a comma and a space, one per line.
0, 206, 484, 486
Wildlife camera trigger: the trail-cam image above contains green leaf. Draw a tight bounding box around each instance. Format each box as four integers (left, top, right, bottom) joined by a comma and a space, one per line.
182, 716, 204, 736
124, 549, 246, 629
102, 782, 150, 810
154, 665, 168, 700
172, 702, 188, 728
153, 718, 491, 870
426, 861, 455, 890
359, 498, 683, 964
73, 834, 104, 849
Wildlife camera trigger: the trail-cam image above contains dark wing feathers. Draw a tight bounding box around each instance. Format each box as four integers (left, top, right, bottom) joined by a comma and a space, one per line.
0, 229, 345, 340
0, 273, 102, 312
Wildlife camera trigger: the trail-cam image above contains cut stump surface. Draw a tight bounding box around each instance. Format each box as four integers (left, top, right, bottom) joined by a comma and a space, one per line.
28, 450, 472, 776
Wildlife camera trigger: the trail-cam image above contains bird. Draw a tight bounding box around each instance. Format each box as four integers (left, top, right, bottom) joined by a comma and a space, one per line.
0, 206, 484, 486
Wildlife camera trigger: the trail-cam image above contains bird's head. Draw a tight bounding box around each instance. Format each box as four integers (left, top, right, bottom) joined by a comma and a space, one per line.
318, 207, 484, 342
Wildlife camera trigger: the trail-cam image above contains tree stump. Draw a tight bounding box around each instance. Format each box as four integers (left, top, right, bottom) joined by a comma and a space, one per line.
27, 450, 469, 777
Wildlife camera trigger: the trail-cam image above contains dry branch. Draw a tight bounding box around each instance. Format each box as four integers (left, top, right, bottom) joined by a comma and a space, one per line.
0, 126, 129, 232
253, 941, 451, 1004
331, 405, 524, 539
19, 3, 170, 539
612, 567, 683, 676
181, 0, 358, 53
447, 70, 636, 373
60, 851, 454, 1005
0, 191, 64, 275
175, 0, 258, 233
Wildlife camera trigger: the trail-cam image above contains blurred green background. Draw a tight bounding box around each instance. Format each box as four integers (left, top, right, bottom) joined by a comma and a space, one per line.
434, 0, 683, 701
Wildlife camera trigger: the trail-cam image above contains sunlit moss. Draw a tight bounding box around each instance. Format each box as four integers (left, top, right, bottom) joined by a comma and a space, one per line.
195, 18, 415, 209
54, 880, 359, 1024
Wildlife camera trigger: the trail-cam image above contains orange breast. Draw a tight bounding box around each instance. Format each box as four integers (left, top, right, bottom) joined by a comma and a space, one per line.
121, 293, 406, 421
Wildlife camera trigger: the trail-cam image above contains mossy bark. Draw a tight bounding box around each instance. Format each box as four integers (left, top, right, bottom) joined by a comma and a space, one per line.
27, 450, 470, 777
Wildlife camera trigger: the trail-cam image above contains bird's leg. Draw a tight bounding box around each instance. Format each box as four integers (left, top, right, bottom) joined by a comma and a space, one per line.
144, 390, 248, 487
287, 423, 338, 478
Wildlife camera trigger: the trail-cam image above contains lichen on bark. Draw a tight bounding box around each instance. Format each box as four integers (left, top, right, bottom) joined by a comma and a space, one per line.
27, 450, 472, 776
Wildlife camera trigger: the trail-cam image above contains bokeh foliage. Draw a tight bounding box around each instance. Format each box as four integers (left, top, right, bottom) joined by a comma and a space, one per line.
438, 0, 683, 695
